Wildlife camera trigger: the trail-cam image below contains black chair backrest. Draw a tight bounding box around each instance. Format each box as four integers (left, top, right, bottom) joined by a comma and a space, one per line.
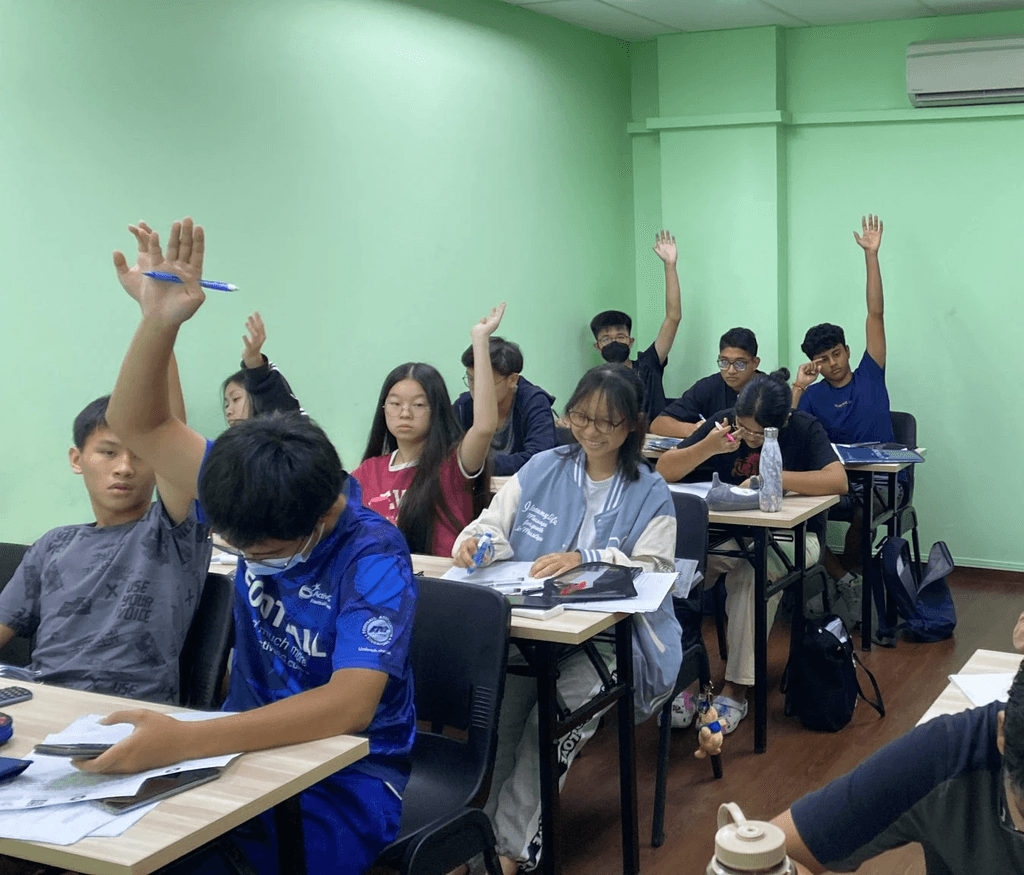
412, 578, 510, 798
0, 543, 31, 667
179, 572, 235, 710
891, 411, 917, 498
671, 492, 708, 577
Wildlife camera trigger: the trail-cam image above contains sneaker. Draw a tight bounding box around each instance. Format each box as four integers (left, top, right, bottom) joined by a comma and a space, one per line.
668, 690, 698, 728
711, 694, 748, 735
835, 573, 863, 629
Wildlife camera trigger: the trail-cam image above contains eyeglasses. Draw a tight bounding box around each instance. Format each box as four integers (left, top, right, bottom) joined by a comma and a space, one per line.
383, 400, 430, 416
717, 357, 750, 372
218, 527, 319, 565
567, 410, 626, 434
462, 373, 511, 388
734, 422, 765, 439
999, 768, 1024, 839
597, 333, 631, 348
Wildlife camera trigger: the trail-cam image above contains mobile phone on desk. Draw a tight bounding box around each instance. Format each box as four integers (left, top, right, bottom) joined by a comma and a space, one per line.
0, 756, 30, 782
94, 767, 222, 814
33, 743, 113, 758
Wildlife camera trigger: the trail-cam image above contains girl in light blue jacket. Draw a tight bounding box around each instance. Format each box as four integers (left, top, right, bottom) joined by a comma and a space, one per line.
453, 364, 679, 875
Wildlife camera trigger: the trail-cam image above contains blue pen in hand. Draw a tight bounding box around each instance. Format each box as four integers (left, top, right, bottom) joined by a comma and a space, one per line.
467, 533, 494, 575
143, 271, 238, 292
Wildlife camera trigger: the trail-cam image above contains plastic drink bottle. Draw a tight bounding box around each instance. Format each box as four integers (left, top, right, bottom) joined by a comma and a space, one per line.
706, 803, 796, 874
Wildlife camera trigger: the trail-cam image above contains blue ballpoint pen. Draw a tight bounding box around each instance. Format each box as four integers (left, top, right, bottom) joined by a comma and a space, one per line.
467, 532, 494, 575
143, 271, 238, 292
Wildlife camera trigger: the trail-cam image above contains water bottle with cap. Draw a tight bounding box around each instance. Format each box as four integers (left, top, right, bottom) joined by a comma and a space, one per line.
758, 427, 783, 513
706, 803, 796, 875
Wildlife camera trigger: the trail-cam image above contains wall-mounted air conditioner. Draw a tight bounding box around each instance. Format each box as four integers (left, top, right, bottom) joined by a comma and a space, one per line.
907, 35, 1024, 107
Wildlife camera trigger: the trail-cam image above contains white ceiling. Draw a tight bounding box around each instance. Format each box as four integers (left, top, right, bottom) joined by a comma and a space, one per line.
497, 0, 1024, 41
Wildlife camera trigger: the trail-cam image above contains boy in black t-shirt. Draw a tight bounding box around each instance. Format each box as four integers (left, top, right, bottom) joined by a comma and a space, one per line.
652, 327, 762, 438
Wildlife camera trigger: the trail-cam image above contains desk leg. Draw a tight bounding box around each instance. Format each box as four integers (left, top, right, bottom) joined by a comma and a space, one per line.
614, 616, 640, 875
753, 531, 768, 754
859, 473, 875, 652
536, 641, 561, 875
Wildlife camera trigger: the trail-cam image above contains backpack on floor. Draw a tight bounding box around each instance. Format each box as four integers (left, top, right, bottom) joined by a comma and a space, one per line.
782, 615, 884, 732
872, 538, 956, 643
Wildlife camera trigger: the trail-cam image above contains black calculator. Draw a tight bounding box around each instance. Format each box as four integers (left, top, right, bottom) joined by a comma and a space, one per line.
0, 687, 32, 706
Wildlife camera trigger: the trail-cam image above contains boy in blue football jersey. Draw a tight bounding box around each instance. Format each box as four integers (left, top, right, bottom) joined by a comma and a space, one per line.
88, 217, 417, 875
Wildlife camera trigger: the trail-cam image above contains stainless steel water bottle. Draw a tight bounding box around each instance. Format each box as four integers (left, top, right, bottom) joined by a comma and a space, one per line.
758, 427, 783, 512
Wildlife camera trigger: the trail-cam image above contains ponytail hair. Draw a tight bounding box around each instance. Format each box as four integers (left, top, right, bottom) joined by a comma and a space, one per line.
734, 367, 792, 430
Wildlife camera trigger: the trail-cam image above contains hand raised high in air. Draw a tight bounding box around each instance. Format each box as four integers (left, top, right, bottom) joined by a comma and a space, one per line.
138, 217, 206, 328
113, 221, 157, 304
853, 214, 883, 254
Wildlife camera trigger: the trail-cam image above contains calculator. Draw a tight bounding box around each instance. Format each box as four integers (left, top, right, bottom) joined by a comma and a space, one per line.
0, 687, 33, 706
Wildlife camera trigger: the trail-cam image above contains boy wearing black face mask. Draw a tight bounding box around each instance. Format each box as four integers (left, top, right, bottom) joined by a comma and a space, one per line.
589, 229, 682, 420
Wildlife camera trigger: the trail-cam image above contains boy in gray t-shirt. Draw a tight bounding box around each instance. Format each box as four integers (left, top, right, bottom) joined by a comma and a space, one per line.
0, 394, 210, 704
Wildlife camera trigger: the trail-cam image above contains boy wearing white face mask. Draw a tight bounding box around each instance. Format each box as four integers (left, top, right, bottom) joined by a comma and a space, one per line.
588, 229, 682, 420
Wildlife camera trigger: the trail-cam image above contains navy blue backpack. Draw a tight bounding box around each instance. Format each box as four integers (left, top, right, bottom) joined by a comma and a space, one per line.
872, 538, 956, 643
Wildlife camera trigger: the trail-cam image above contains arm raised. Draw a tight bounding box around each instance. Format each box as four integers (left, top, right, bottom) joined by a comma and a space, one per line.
652, 230, 682, 364
458, 303, 506, 475
854, 214, 885, 368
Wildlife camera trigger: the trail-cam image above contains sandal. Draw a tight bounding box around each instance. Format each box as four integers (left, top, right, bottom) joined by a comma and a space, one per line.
712, 694, 749, 735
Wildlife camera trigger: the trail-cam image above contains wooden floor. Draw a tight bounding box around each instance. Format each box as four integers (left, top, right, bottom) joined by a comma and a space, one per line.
555, 567, 1023, 875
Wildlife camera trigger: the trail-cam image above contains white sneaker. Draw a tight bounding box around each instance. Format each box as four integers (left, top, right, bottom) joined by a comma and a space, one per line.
835, 573, 863, 629
669, 691, 697, 728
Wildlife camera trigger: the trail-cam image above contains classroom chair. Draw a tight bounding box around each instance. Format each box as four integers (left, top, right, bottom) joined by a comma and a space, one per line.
179, 572, 235, 710
891, 411, 923, 578
0, 543, 31, 668
374, 576, 511, 875
652, 492, 721, 848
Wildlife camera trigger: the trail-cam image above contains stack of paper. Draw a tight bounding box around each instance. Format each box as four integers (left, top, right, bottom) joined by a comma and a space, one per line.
0, 713, 240, 845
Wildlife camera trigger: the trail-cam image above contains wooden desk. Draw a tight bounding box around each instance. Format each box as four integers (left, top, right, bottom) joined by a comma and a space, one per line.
843, 449, 925, 650
705, 493, 840, 753
918, 649, 1022, 726
0, 682, 368, 875
411, 555, 637, 875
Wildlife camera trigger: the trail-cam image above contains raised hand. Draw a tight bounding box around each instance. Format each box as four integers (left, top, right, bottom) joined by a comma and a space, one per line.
853, 214, 883, 253
242, 311, 267, 369
794, 361, 820, 389
112, 221, 157, 304
139, 217, 206, 327
653, 229, 677, 266
471, 302, 507, 342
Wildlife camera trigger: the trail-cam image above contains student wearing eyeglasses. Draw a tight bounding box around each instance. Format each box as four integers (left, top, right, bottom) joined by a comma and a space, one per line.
772, 661, 1024, 873
588, 229, 683, 420
651, 327, 763, 439
351, 305, 505, 557
451, 364, 679, 875
656, 370, 847, 733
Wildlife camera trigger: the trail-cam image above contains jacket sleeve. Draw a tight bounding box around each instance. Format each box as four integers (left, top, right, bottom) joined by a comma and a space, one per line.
242, 356, 302, 416
451, 475, 522, 562
492, 392, 557, 475
579, 494, 677, 574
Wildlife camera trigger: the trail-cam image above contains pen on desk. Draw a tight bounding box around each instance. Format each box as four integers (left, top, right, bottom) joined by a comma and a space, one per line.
143, 271, 239, 292
467, 532, 493, 575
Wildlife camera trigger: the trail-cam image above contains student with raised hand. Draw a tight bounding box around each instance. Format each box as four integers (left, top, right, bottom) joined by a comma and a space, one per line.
657, 370, 847, 734
452, 364, 679, 875
95, 217, 417, 875
792, 215, 896, 622
772, 660, 1024, 873
452, 335, 556, 475
588, 228, 682, 420
222, 311, 301, 427
651, 327, 762, 438
352, 305, 504, 557
0, 221, 209, 707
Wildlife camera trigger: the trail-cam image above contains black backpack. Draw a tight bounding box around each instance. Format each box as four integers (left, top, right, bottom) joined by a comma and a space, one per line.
872, 538, 956, 644
783, 615, 884, 732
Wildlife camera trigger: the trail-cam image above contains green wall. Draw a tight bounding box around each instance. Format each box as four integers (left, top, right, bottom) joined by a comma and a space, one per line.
0, 0, 633, 542
633, 11, 1024, 570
